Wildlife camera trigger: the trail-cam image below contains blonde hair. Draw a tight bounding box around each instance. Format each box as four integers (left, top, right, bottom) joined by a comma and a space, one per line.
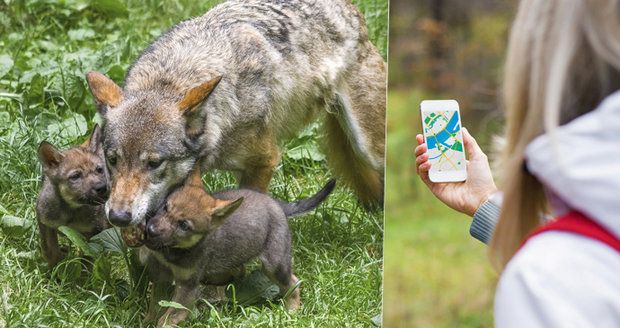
490, 0, 620, 271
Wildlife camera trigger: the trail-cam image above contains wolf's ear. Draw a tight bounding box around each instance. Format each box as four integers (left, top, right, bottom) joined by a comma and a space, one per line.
211, 197, 244, 225
38, 142, 63, 170
177, 75, 222, 114
86, 71, 123, 114
82, 124, 103, 153
185, 163, 203, 188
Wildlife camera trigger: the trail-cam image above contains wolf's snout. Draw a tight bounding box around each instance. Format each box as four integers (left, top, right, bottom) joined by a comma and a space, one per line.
94, 183, 108, 196
108, 209, 132, 227
146, 223, 160, 238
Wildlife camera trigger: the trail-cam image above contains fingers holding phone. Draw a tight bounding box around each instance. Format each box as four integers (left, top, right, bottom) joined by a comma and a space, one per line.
415, 101, 497, 216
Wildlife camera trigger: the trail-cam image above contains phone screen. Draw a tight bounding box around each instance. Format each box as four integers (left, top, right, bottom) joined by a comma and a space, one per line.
421, 106, 466, 174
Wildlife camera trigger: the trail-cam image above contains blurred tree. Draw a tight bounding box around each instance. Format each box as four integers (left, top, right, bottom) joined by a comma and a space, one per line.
389, 0, 514, 142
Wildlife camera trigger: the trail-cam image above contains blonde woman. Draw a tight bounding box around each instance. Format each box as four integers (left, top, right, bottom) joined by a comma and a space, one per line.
415, 0, 620, 326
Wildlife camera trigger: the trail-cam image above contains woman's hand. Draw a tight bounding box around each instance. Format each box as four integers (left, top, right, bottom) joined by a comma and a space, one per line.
414, 128, 498, 216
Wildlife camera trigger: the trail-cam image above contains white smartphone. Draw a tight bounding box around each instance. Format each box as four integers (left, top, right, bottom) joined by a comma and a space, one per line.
420, 100, 467, 183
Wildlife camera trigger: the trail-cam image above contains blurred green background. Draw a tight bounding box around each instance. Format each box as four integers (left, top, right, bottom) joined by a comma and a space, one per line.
384, 0, 514, 326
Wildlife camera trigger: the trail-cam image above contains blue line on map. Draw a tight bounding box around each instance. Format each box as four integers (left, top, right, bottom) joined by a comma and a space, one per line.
427, 111, 460, 151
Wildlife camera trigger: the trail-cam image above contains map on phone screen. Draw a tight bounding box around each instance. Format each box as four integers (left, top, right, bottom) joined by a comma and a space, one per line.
423, 110, 465, 172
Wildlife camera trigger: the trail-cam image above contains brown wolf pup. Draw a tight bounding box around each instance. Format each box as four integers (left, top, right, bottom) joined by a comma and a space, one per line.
36, 125, 110, 268
85, 0, 385, 232
141, 167, 335, 327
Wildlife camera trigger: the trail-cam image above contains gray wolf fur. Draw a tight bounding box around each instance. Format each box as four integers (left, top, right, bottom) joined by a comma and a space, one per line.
141, 167, 336, 326
36, 125, 110, 268
85, 0, 385, 229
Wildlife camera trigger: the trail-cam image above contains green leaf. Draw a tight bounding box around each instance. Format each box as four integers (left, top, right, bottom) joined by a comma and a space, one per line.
27, 73, 45, 102
90, 227, 125, 254
286, 143, 326, 162
158, 300, 189, 311
0, 54, 13, 79
93, 256, 112, 282
90, 0, 128, 17
46, 113, 87, 140
227, 270, 280, 305
298, 122, 320, 138
106, 64, 125, 83
0, 215, 33, 236
58, 225, 98, 257
121, 39, 132, 61
67, 28, 96, 41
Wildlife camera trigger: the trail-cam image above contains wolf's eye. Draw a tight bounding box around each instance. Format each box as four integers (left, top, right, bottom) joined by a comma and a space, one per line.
95, 165, 104, 174
107, 155, 117, 167
147, 159, 163, 170
68, 171, 82, 181
178, 220, 190, 231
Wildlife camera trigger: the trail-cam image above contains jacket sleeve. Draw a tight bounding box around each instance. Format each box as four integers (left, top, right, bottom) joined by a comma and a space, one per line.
469, 192, 503, 244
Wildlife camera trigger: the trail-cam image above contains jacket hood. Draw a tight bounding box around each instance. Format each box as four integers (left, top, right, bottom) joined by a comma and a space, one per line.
525, 90, 620, 237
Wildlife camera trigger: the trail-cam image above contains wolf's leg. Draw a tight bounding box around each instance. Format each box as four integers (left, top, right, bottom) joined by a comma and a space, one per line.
259, 240, 300, 311
144, 259, 173, 324
238, 137, 280, 192
38, 222, 65, 268
156, 280, 200, 328
322, 48, 386, 208
261, 263, 300, 311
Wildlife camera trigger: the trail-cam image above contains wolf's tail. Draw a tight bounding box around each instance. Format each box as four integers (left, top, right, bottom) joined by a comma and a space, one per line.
321, 45, 386, 209
278, 180, 336, 217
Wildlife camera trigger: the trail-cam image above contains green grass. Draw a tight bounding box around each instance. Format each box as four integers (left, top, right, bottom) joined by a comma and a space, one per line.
0, 1, 386, 326
383, 90, 496, 327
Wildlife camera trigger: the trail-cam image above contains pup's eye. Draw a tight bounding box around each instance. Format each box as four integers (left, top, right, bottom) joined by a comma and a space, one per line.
147, 159, 163, 170
95, 165, 104, 174
163, 203, 169, 212
107, 155, 117, 167
178, 220, 190, 231
68, 171, 82, 181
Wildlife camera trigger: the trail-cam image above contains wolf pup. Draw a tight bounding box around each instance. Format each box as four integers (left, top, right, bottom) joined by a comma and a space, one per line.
36, 125, 110, 268
85, 0, 385, 232
142, 168, 335, 327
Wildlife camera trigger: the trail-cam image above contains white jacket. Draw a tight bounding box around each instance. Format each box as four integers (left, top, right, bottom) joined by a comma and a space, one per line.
495, 90, 620, 328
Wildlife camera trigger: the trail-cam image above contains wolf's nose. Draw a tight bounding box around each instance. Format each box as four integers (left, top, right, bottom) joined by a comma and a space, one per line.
95, 184, 108, 195
108, 209, 132, 227
146, 224, 160, 238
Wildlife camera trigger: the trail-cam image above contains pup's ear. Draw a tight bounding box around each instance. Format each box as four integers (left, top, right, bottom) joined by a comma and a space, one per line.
86, 71, 123, 114
177, 75, 222, 114
211, 197, 244, 226
38, 142, 63, 170
185, 163, 203, 188
82, 124, 103, 153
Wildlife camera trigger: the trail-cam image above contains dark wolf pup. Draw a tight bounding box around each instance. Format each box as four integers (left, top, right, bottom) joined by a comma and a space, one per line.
36, 125, 110, 268
142, 167, 336, 327
86, 0, 385, 230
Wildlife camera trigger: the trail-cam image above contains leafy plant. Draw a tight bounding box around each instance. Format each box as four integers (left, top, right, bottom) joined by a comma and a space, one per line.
58, 226, 148, 295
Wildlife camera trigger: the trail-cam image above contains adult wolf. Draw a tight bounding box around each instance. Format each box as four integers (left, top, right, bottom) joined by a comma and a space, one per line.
87, 0, 386, 228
